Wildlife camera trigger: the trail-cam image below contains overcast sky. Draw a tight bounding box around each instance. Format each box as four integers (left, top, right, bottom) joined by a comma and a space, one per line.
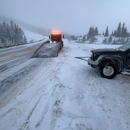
0, 0, 130, 35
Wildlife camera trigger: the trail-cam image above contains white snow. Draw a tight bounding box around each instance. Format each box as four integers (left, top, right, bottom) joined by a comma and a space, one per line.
23, 30, 45, 43
0, 37, 130, 130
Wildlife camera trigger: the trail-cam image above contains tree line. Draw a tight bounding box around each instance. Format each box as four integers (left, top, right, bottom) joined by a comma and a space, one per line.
112, 23, 129, 37
0, 21, 27, 48
103, 22, 129, 37
86, 22, 129, 44
87, 22, 129, 38
102, 23, 129, 44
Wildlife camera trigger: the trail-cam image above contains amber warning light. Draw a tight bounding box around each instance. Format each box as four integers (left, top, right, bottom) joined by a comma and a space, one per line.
51, 31, 61, 35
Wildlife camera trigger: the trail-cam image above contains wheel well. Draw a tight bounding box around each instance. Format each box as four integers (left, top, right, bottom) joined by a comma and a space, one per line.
98, 59, 120, 72
99, 59, 112, 67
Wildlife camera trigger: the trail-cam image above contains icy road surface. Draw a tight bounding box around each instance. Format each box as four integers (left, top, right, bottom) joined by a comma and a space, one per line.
0, 38, 49, 65
0, 40, 130, 130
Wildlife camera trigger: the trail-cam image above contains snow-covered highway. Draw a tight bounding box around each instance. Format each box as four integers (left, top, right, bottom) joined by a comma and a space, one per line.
0, 40, 46, 65
0, 39, 130, 130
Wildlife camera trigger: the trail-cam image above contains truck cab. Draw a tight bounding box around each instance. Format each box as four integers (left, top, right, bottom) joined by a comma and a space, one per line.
49, 31, 64, 49
49, 31, 64, 42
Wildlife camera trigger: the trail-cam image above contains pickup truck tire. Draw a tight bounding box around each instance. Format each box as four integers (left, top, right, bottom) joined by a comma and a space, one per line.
99, 63, 117, 79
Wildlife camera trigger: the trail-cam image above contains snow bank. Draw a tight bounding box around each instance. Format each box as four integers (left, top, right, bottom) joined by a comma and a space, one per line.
23, 30, 45, 43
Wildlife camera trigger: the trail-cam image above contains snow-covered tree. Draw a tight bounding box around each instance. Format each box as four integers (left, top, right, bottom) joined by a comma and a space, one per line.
112, 22, 129, 38
121, 23, 129, 37
87, 26, 98, 43
113, 30, 117, 37
0, 20, 27, 47
87, 27, 95, 40
103, 38, 107, 44
94, 27, 98, 35
112, 39, 117, 44
108, 36, 112, 43
104, 26, 109, 37
116, 22, 122, 37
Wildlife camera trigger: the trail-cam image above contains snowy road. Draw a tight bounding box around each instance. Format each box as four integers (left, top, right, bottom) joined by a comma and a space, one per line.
0, 40, 46, 65
0, 39, 130, 130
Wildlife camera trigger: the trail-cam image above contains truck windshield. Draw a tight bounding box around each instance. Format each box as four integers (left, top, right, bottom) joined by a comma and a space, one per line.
118, 42, 130, 50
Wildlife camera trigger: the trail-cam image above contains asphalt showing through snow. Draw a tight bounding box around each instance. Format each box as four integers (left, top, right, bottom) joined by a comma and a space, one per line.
0, 58, 28, 73
0, 41, 62, 98
0, 59, 45, 98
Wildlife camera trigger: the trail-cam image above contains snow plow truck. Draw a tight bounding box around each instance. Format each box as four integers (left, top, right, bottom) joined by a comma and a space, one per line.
31, 31, 64, 58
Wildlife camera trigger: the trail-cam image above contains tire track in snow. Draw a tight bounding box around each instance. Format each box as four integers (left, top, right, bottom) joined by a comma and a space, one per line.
0, 57, 28, 73
21, 59, 66, 130
0, 59, 44, 99
0, 58, 53, 117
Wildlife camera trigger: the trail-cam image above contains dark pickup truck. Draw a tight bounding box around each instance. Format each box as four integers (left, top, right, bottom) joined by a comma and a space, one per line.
88, 42, 130, 79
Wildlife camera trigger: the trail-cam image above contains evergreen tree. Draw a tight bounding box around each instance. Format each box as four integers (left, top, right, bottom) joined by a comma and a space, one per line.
94, 27, 98, 35
121, 23, 129, 37
116, 22, 121, 37
112, 22, 129, 38
104, 26, 109, 37
0, 20, 27, 47
112, 39, 116, 44
108, 36, 112, 43
103, 38, 107, 44
113, 30, 117, 37
123, 27, 129, 37
10, 21, 15, 44
87, 26, 95, 40
23, 36, 27, 43
6, 24, 10, 41
87, 26, 98, 42
121, 23, 125, 37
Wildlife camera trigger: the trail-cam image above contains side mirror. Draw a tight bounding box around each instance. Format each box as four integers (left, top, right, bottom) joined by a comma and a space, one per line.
49, 36, 50, 39
63, 35, 64, 38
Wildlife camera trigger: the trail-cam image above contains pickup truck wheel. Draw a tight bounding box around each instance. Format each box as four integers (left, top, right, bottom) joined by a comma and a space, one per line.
99, 63, 117, 79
